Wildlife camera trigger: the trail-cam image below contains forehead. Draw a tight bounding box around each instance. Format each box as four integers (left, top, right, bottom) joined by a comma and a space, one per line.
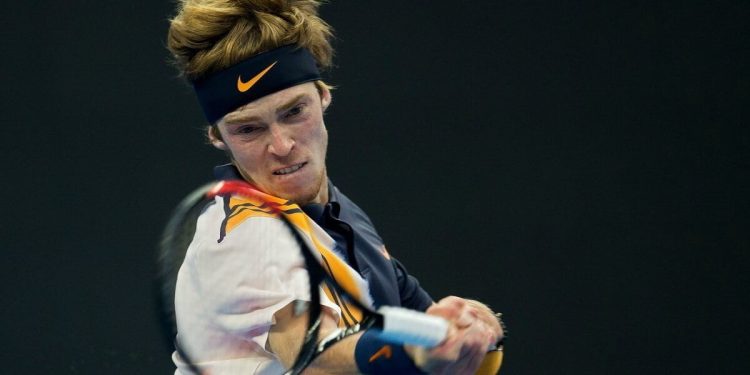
220, 82, 319, 123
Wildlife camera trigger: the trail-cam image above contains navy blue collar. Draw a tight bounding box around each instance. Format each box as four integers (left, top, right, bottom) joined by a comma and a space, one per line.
213, 163, 243, 181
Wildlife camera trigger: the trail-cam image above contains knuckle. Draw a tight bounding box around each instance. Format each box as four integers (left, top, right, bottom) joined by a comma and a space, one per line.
441, 296, 466, 309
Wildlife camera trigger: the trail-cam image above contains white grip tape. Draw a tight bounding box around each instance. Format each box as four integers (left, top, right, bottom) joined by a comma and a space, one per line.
377, 306, 449, 347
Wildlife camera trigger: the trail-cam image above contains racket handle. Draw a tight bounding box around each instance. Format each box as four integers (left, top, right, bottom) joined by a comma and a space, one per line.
377, 306, 449, 347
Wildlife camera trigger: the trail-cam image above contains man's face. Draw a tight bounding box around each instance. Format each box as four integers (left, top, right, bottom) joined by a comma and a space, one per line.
213, 82, 331, 205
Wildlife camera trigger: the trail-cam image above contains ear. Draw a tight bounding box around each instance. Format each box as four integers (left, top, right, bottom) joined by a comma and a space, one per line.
319, 85, 332, 111
207, 126, 228, 150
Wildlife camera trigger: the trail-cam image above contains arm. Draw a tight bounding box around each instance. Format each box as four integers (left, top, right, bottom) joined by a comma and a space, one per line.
268, 302, 362, 374
391, 257, 434, 311
268, 297, 504, 374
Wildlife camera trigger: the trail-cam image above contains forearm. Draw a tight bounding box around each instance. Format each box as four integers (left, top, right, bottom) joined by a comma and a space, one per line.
268, 302, 363, 374
267, 298, 504, 375
303, 332, 363, 375
269, 303, 425, 375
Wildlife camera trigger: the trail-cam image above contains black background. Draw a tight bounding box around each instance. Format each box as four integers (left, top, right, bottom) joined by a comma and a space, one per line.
2, 1, 748, 374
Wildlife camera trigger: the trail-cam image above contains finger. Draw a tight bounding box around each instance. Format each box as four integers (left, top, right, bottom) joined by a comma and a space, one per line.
427, 330, 463, 361
467, 303, 502, 335
461, 323, 497, 371
428, 296, 467, 319
426, 304, 457, 320
447, 329, 490, 375
456, 304, 481, 329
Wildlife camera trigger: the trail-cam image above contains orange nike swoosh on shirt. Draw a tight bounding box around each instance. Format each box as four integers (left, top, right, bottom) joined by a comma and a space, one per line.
237, 61, 278, 93
368, 345, 392, 363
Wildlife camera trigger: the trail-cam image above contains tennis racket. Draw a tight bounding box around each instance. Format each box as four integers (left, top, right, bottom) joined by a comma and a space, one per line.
156, 180, 504, 374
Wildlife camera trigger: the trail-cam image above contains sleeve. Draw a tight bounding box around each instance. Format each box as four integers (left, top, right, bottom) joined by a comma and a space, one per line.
390, 257, 434, 312
184, 211, 340, 352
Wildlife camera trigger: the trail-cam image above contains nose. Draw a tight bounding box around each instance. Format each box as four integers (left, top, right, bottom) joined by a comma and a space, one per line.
267, 124, 295, 157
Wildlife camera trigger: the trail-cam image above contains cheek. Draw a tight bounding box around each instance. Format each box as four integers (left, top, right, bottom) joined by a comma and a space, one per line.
314, 123, 328, 152
225, 143, 262, 171
297, 118, 327, 152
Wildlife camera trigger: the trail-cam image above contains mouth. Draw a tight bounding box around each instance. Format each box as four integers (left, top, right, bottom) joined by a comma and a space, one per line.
273, 162, 307, 176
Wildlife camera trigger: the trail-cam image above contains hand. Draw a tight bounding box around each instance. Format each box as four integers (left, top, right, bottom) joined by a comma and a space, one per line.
465, 299, 505, 345
406, 296, 500, 375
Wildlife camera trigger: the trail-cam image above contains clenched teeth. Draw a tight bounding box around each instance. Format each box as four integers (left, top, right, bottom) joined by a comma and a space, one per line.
274, 163, 305, 175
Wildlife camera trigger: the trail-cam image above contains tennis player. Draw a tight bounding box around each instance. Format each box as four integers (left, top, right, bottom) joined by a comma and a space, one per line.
167, 0, 504, 373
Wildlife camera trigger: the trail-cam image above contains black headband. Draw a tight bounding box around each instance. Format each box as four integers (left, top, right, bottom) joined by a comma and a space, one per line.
192, 45, 322, 124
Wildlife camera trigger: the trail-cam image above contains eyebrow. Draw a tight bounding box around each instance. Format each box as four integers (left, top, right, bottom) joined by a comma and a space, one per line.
223, 93, 309, 125
277, 93, 308, 113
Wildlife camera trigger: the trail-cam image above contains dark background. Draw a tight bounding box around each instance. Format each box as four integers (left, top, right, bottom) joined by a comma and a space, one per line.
2, 1, 748, 374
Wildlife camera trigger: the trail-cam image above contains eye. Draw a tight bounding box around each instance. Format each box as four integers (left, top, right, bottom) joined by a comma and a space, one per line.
285, 104, 307, 119
236, 125, 260, 134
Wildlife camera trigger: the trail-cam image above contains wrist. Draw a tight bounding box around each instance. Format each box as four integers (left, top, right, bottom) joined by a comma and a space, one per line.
354, 330, 425, 374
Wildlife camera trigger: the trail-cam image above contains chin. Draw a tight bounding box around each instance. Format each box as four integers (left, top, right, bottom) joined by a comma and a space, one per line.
288, 191, 318, 206
284, 184, 322, 206
265, 170, 326, 205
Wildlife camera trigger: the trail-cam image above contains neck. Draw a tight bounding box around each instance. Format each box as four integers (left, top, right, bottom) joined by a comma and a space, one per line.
311, 173, 329, 205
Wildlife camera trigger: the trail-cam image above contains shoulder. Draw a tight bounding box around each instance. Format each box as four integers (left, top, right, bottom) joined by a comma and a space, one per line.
330, 184, 379, 228
189, 196, 304, 275
331, 184, 385, 246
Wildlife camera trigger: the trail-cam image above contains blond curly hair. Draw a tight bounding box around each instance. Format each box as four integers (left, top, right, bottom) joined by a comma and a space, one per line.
167, 0, 334, 81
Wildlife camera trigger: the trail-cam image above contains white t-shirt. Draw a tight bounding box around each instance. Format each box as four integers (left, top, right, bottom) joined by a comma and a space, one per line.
172, 196, 348, 374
